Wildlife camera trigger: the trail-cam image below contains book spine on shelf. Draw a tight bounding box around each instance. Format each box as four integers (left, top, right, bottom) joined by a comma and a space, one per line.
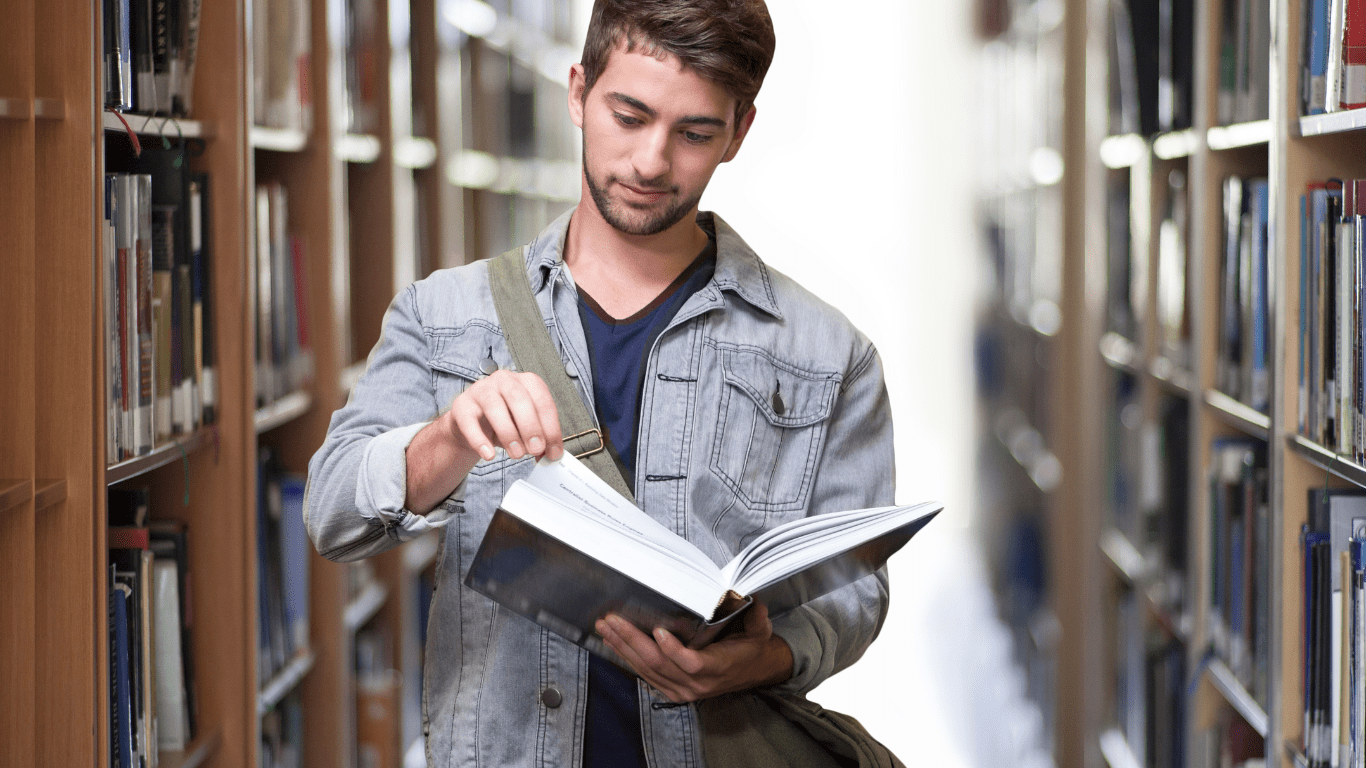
135, 174, 156, 455
153, 205, 174, 443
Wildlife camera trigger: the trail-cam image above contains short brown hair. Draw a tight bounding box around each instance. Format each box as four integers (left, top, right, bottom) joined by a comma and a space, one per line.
580, 0, 776, 124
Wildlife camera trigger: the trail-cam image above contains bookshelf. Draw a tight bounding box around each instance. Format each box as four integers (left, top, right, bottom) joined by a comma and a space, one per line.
2, 0, 583, 766
981, 0, 1366, 765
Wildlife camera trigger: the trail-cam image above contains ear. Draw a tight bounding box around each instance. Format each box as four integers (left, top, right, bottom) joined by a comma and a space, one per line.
720, 105, 757, 163
568, 63, 587, 129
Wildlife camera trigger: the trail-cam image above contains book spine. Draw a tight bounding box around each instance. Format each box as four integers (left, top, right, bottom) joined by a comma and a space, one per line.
135, 175, 155, 454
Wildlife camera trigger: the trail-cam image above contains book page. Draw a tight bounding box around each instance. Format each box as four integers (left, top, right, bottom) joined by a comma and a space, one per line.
520, 455, 716, 573
724, 501, 943, 596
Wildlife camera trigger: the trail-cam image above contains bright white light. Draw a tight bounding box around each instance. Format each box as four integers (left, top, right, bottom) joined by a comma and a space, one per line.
1099, 134, 1145, 169
446, 150, 499, 189
442, 0, 497, 38
1028, 147, 1064, 187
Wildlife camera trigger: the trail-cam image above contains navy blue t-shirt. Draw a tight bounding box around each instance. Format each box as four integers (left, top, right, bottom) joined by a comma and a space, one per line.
577, 238, 716, 768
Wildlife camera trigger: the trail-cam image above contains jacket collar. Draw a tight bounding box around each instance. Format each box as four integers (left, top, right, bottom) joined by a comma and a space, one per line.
525, 208, 783, 320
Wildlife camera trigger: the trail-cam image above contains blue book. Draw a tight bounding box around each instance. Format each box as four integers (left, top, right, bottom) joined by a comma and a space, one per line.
1303, 194, 1312, 434
1250, 179, 1271, 412
111, 583, 134, 768
1310, 0, 1331, 114
278, 474, 310, 652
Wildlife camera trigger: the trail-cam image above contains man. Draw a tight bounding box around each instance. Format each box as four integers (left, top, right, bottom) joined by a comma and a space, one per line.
306, 1, 895, 765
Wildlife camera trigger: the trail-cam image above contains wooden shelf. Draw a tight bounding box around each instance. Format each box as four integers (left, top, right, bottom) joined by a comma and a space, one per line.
1148, 356, 1193, 396
103, 111, 212, 138
1152, 128, 1200, 159
105, 427, 215, 486
1206, 120, 1272, 150
34, 479, 66, 511
257, 648, 316, 716
1285, 740, 1310, 768
1203, 656, 1268, 737
0, 480, 32, 512
1299, 107, 1366, 137
1203, 390, 1270, 440
344, 580, 390, 633
1099, 528, 1188, 643
254, 391, 312, 434
1100, 528, 1147, 583
249, 125, 308, 152
34, 98, 64, 120
337, 133, 382, 164
1099, 729, 1142, 768
394, 136, 438, 170
159, 729, 222, 768
1099, 332, 1142, 374
1287, 434, 1366, 489
0, 97, 29, 119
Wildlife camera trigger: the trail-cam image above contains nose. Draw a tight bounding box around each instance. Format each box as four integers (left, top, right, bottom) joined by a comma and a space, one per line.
630, 126, 671, 184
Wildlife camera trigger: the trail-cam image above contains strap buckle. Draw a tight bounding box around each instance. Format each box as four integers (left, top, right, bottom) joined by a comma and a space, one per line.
564, 428, 605, 459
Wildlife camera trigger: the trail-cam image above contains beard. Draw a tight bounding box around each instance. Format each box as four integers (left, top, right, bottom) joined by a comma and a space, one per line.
582, 150, 702, 237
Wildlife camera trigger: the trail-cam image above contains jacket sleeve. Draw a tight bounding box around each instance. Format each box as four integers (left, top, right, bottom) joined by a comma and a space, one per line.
305, 285, 459, 562
768, 342, 895, 695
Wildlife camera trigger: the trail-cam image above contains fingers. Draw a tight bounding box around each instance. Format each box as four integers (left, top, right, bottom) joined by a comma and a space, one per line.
448, 371, 564, 461
597, 615, 703, 702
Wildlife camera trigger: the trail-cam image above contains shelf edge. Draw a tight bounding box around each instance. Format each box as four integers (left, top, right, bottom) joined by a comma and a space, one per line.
257, 649, 317, 716
0, 480, 33, 513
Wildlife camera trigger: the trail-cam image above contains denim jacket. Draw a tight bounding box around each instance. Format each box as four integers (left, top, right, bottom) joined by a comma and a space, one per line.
305, 210, 896, 768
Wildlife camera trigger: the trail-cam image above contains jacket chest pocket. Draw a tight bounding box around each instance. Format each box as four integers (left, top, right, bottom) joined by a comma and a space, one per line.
709, 347, 839, 512
428, 323, 511, 415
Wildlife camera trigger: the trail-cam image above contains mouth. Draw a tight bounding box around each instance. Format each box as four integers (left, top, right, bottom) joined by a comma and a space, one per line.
618, 182, 671, 202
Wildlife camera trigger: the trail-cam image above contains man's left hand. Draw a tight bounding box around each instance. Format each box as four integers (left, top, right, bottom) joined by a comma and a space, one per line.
595, 601, 794, 703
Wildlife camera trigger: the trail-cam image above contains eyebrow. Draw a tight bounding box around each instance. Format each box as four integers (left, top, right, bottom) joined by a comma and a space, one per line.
607, 92, 728, 129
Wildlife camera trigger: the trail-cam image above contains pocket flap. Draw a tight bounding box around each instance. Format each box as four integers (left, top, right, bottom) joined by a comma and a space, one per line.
719, 348, 839, 428
428, 323, 509, 382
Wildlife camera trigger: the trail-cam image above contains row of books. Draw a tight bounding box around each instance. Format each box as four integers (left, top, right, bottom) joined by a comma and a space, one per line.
1301, 0, 1366, 116
1108, 0, 1195, 137
1299, 179, 1366, 457
1218, 0, 1272, 125
1301, 489, 1366, 768
103, 0, 203, 116
1208, 438, 1271, 707
254, 182, 315, 408
1217, 176, 1271, 414
1105, 374, 1192, 600
103, 153, 217, 464
256, 447, 310, 686
108, 487, 197, 768
250, 0, 312, 132
1113, 589, 1188, 768
344, 0, 383, 136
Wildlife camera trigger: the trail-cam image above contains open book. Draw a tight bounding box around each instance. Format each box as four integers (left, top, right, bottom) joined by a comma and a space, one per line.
464, 453, 941, 657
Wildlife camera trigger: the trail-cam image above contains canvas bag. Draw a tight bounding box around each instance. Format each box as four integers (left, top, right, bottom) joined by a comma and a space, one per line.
487, 247, 905, 768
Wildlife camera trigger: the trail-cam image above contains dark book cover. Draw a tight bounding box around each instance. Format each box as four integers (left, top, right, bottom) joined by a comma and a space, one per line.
465, 506, 937, 666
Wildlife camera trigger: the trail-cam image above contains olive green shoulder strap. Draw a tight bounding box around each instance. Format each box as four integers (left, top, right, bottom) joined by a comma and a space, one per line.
487, 247, 635, 503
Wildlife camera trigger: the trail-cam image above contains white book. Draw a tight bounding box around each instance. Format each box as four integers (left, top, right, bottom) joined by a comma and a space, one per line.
152, 559, 189, 751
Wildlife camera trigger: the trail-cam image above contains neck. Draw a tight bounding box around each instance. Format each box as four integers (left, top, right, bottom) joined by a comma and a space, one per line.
563, 199, 710, 317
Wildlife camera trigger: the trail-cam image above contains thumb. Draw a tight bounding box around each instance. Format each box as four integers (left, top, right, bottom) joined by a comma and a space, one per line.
744, 601, 772, 637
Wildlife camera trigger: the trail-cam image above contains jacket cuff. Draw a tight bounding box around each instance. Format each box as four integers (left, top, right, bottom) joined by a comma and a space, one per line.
768, 607, 825, 694
355, 421, 459, 541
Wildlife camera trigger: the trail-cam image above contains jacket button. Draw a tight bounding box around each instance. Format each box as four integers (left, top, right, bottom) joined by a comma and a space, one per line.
541, 687, 563, 708
565, 361, 578, 378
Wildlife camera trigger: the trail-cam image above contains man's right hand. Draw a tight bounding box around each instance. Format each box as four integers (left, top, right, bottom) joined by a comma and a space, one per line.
405, 370, 563, 515
442, 369, 564, 463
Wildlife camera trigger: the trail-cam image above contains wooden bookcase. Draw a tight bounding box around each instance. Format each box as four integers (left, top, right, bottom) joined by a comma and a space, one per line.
2, 0, 582, 766
981, 0, 1366, 766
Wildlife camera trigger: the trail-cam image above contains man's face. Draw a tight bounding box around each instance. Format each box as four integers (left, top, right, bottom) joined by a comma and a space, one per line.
569, 43, 754, 237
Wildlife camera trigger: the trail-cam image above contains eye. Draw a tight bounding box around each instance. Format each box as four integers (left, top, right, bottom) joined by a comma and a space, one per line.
613, 112, 642, 127
682, 131, 714, 145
